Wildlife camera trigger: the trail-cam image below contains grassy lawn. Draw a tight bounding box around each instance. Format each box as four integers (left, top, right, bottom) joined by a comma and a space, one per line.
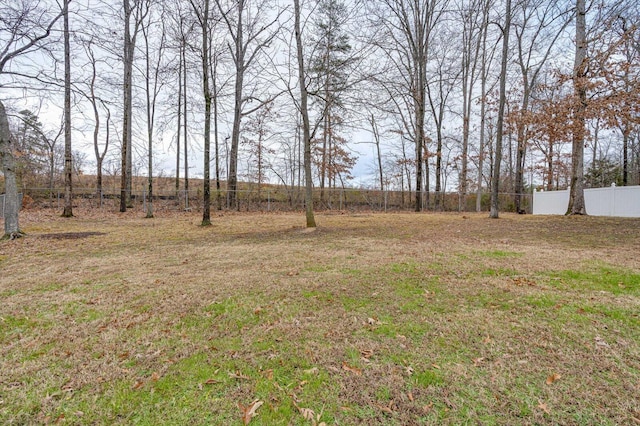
1, 210, 639, 425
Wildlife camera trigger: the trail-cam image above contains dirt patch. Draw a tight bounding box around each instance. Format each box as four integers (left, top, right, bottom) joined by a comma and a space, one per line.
38, 231, 107, 239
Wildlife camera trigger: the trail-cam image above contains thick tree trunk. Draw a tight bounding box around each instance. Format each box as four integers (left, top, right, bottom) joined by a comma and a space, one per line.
201, 0, 212, 226
294, 0, 316, 228
0, 101, 21, 238
567, 0, 587, 215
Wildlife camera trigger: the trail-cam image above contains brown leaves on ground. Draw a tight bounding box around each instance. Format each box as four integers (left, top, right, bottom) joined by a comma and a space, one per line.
537, 400, 551, 414
293, 401, 327, 426
342, 361, 362, 376
546, 373, 561, 385
239, 399, 263, 425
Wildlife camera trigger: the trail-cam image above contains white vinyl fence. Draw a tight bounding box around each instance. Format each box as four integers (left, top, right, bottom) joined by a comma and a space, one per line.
533, 185, 640, 217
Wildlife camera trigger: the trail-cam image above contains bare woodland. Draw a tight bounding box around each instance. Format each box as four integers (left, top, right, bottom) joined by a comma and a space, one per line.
1, 0, 640, 234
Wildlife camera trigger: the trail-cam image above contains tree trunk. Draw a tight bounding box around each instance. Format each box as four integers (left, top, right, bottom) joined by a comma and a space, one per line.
198, 0, 212, 225
294, 0, 316, 228
176, 43, 182, 199
0, 101, 21, 238
490, 0, 511, 219
213, 57, 222, 211
370, 114, 384, 191
227, 1, 245, 211
62, 0, 73, 218
567, 0, 587, 215
183, 47, 189, 203
121, 0, 132, 212
514, 90, 529, 214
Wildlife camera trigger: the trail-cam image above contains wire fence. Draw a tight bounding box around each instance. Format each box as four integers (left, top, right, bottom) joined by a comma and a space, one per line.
14, 186, 533, 214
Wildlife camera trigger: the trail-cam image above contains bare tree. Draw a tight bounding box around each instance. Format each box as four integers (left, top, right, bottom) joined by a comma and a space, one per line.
294, 0, 316, 227
120, 0, 149, 212
62, 0, 73, 217
426, 32, 460, 210
489, 0, 512, 219
141, 7, 167, 219
567, 0, 586, 215
81, 39, 111, 198
457, 0, 487, 211
189, 0, 214, 225
214, 0, 282, 210
371, 0, 448, 211
1, 0, 65, 237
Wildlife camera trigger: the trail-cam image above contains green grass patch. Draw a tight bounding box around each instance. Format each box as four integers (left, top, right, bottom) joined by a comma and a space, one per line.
547, 265, 640, 295
475, 250, 523, 258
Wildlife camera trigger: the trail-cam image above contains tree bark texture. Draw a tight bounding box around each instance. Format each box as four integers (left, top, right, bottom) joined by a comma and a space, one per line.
0, 101, 21, 237
62, 0, 73, 218
567, 0, 587, 215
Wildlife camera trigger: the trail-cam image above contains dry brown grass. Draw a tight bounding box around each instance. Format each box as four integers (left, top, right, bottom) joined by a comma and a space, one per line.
1, 210, 639, 425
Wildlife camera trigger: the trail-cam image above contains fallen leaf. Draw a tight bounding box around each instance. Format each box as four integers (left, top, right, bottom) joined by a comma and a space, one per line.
342, 361, 362, 375
375, 401, 395, 415
422, 402, 433, 413
545, 373, 561, 385
537, 400, 550, 414
407, 392, 414, 402
298, 406, 315, 421
367, 317, 380, 325
151, 372, 160, 382
473, 357, 485, 366
229, 371, 251, 380
595, 336, 610, 348
360, 349, 374, 359
303, 367, 319, 375
132, 379, 144, 390
239, 399, 264, 425
262, 369, 274, 380
404, 366, 414, 376
203, 379, 219, 385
